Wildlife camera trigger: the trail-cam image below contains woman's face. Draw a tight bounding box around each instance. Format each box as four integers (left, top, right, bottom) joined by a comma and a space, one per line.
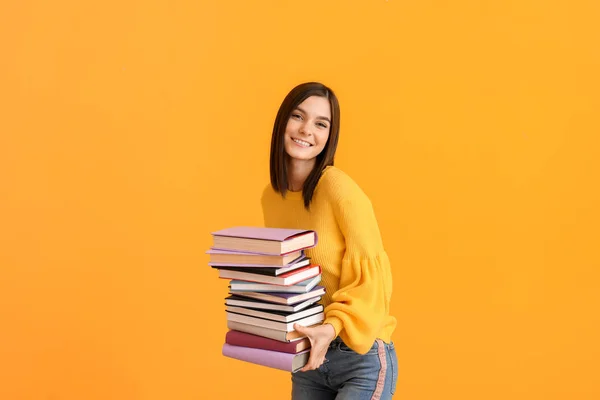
284, 96, 331, 164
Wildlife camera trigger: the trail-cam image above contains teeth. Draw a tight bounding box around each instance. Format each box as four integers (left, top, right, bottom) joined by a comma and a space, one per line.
293, 138, 311, 147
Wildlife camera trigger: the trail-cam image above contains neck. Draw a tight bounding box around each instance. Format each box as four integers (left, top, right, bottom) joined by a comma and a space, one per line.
287, 158, 316, 192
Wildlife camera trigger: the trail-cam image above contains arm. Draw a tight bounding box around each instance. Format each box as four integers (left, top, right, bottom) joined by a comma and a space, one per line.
322, 190, 394, 355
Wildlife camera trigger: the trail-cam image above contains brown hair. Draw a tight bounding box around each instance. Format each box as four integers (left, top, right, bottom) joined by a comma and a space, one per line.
269, 82, 341, 209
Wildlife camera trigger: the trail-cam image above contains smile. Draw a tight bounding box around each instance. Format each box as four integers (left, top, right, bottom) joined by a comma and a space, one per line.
292, 138, 312, 147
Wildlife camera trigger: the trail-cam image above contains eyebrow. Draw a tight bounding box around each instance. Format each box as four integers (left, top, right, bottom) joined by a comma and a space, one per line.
295, 106, 331, 123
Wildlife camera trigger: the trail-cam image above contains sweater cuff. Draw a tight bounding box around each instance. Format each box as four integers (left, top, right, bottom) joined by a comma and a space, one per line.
323, 316, 344, 337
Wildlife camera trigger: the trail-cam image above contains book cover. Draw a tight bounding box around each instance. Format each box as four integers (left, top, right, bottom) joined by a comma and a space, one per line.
225, 330, 311, 354
225, 294, 321, 312
225, 304, 324, 323
212, 226, 316, 242
219, 265, 320, 286
226, 311, 325, 332
227, 320, 318, 342
229, 275, 321, 293
222, 343, 310, 372
229, 286, 326, 305
211, 226, 318, 255
212, 257, 310, 276
207, 249, 304, 267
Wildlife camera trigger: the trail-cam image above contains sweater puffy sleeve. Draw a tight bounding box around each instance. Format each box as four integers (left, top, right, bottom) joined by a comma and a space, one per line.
322, 189, 394, 355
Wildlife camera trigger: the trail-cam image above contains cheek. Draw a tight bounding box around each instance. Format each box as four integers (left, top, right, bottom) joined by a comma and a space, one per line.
315, 132, 330, 148
285, 119, 299, 133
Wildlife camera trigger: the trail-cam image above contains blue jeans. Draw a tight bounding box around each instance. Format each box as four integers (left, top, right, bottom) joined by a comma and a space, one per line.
292, 337, 398, 400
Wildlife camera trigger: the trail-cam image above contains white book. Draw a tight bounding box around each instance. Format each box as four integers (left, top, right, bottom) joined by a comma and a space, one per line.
226, 311, 325, 332
225, 304, 324, 323
226, 320, 317, 342
219, 265, 320, 286
229, 286, 326, 305
230, 275, 321, 293
224, 295, 321, 312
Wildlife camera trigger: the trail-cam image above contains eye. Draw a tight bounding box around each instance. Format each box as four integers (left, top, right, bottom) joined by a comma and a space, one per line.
317, 122, 328, 129
291, 113, 302, 120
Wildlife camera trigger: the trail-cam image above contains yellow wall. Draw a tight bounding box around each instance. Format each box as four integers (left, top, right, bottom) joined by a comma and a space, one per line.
1, 1, 599, 399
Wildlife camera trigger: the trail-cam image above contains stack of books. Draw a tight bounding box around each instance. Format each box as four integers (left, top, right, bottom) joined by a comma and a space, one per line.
208, 226, 325, 372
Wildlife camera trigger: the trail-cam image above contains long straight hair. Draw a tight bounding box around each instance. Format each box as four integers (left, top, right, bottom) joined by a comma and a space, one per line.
269, 82, 341, 209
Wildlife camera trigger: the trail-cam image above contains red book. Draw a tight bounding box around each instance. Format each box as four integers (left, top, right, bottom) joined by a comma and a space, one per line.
225, 330, 311, 354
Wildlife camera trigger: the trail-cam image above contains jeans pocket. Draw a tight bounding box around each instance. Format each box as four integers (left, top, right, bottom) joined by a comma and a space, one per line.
338, 341, 379, 355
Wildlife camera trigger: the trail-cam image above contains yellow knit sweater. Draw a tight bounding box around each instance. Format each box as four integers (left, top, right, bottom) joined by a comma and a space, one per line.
261, 166, 397, 354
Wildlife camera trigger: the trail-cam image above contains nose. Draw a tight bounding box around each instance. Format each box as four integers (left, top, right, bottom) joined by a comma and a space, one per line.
299, 122, 313, 136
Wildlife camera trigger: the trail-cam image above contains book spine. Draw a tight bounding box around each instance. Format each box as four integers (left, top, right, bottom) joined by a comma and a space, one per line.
225, 331, 302, 354
222, 344, 299, 372
220, 272, 281, 285
226, 312, 289, 331
227, 321, 292, 342
230, 286, 312, 294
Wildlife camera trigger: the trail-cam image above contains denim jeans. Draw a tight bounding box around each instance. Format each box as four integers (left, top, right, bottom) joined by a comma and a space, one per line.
292, 337, 398, 400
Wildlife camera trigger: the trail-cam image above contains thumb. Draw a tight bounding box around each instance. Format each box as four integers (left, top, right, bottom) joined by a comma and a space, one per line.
293, 323, 309, 334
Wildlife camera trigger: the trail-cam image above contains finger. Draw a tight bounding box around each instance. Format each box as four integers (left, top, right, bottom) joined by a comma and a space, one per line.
300, 357, 323, 372
302, 353, 323, 372
293, 323, 310, 336
300, 363, 315, 372
300, 353, 317, 372
293, 323, 305, 332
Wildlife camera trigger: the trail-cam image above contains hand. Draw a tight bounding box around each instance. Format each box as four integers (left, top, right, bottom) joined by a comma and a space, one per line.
293, 322, 336, 372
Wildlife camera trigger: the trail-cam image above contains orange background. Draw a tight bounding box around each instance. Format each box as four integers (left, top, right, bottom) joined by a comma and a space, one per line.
1, 1, 599, 399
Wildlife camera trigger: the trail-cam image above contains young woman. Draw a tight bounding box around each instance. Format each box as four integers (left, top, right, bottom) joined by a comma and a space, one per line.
261, 82, 398, 399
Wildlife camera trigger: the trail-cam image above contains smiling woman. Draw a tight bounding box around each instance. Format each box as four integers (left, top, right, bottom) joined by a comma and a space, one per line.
262, 82, 398, 399
269, 82, 341, 208
284, 96, 332, 165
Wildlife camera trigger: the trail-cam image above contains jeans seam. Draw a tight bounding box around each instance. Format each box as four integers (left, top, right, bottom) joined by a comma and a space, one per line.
389, 346, 397, 395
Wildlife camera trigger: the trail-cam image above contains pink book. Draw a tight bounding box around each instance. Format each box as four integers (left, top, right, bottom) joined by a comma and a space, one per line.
225, 330, 311, 354
222, 343, 310, 372
206, 249, 305, 267
211, 226, 318, 255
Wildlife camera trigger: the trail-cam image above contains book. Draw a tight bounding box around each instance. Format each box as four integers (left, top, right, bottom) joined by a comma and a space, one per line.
225, 330, 311, 354
225, 304, 324, 323
213, 257, 310, 276
222, 343, 310, 372
219, 265, 320, 286
207, 249, 304, 267
229, 286, 326, 305
229, 275, 321, 293
211, 226, 317, 255
226, 310, 325, 332
227, 320, 319, 342
225, 294, 321, 312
